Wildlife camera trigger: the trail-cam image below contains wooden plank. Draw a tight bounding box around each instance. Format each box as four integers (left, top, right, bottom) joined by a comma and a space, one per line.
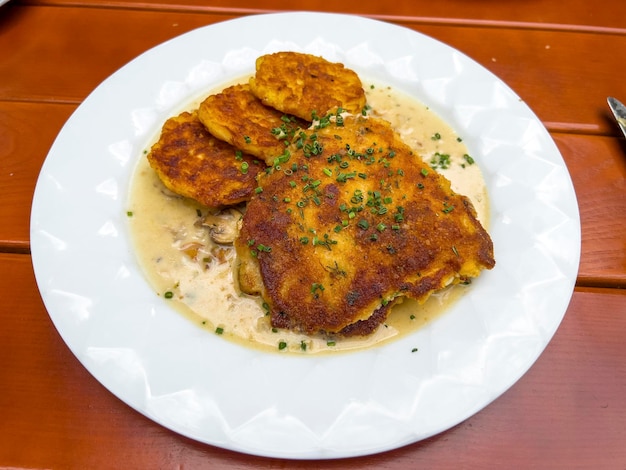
1, 5, 625, 135
0, 101, 76, 251
0, 6, 237, 103
554, 134, 626, 287
1, 252, 624, 468
21, 0, 626, 30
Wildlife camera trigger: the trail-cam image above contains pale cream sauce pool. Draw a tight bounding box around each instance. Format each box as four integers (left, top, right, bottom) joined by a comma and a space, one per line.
127, 79, 490, 355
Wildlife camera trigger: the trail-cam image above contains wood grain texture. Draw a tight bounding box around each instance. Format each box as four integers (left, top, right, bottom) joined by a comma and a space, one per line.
0, 101, 76, 251
554, 134, 626, 286
1, 5, 625, 134
20, 0, 626, 30
1, 254, 624, 468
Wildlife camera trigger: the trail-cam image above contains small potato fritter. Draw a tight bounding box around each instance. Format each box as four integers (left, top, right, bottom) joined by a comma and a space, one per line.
249, 52, 367, 120
198, 84, 305, 165
147, 111, 263, 207
235, 115, 495, 336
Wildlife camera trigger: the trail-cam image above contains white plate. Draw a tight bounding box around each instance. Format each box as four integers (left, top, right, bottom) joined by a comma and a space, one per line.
30, 12, 580, 459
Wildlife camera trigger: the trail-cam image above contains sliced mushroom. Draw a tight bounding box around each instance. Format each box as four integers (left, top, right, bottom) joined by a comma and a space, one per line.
201, 208, 243, 245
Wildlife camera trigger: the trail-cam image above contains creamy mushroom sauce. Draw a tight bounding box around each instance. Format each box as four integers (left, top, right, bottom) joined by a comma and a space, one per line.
127, 79, 490, 355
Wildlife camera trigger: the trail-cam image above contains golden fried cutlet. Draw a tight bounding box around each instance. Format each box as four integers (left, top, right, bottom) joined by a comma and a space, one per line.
249, 51, 367, 121
147, 111, 263, 207
197, 83, 305, 165
235, 115, 495, 336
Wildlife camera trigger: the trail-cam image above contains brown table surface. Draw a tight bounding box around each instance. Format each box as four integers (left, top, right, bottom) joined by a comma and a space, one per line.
1, 0, 625, 468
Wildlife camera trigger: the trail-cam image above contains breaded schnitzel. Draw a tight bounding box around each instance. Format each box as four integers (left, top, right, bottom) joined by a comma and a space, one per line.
147, 111, 263, 207
249, 52, 367, 121
235, 115, 495, 336
198, 83, 305, 166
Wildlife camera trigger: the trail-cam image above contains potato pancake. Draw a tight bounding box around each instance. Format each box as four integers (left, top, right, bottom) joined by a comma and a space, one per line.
249, 51, 367, 121
197, 83, 305, 165
147, 111, 263, 207
235, 115, 495, 336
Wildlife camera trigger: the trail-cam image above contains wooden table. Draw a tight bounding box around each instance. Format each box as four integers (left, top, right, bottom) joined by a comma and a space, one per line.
1, 0, 625, 467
